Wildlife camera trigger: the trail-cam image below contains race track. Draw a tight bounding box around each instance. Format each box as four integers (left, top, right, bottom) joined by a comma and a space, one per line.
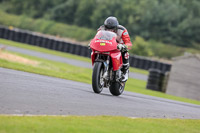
0, 67, 200, 119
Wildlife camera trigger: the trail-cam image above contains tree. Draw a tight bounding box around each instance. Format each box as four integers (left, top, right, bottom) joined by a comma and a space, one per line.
74, 0, 95, 27
1, 0, 200, 47
49, 0, 80, 24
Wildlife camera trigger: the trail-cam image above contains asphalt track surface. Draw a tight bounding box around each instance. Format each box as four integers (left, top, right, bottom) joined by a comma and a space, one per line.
0, 68, 200, 119
0, 44, 147, 81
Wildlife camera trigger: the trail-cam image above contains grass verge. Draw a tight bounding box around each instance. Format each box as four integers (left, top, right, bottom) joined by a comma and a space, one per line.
0, 38, 149, 75
1, 50, 200, 105
0, 51, 92, 84
0, 116, 200, 133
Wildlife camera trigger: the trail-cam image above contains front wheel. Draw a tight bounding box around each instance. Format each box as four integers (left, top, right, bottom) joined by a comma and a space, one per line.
92, 62, 104, 94
109, 82, 125, 96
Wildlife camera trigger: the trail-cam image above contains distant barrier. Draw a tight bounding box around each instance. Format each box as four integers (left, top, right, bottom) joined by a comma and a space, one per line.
0, 25, 171, 72
146, 69, 170, 92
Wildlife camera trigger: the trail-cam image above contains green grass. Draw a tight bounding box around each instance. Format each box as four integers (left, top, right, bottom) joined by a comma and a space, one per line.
0, 116, 200, 133
130, 66, 149, 75
0, 51, 92, 84
0, 38, 149, 75
1, 50, 200, 105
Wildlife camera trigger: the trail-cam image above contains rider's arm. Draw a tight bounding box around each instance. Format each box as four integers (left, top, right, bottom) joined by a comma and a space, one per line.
121, 29, 132, 49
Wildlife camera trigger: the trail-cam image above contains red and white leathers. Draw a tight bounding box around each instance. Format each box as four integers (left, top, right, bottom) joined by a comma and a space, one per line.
98, 25, 132, 49
98, 25, 132, 82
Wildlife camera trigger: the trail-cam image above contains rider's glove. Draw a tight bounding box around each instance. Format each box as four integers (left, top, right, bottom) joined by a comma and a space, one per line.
117, 44, 127, 52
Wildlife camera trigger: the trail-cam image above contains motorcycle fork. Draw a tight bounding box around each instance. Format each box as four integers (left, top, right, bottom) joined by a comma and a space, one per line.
102, 56, 110, 80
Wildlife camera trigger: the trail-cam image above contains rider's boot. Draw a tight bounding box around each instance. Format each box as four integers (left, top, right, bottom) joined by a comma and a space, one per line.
121, 63, 129, 82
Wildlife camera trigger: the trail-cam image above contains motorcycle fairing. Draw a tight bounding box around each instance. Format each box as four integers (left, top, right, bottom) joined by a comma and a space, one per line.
110, 52, 123, 71
90, 30, 123, 71
91, 51, 123, 71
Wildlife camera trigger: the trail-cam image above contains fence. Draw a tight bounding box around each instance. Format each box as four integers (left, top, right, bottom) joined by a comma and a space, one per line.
0, 25, 171, 72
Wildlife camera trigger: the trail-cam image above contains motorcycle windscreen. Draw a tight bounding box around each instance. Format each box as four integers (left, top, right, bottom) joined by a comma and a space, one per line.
90, 30, 118, 52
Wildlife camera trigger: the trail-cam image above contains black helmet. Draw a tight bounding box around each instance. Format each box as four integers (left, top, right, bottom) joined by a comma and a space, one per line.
104, 16, 119, 30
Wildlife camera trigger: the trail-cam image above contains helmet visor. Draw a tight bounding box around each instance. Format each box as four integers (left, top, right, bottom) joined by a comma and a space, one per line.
105, 25, 116, 29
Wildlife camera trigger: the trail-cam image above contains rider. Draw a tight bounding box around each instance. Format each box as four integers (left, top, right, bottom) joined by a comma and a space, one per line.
98, 16, 132, 82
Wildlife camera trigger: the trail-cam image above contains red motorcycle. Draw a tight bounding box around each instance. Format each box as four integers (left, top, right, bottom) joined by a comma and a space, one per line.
90, 30, 126, 96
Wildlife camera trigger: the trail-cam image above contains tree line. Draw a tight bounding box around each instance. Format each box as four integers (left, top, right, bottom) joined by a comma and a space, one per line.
1, 0, 200, 48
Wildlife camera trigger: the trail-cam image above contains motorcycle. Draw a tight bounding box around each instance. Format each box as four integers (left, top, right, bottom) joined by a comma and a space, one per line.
90, 30, 126, 96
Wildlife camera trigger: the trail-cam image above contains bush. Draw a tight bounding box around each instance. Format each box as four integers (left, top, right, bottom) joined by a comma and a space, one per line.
130, 36, 153, 57
130, 36, 185, 59
148, 40, 185, 59
0, 10, 96, 41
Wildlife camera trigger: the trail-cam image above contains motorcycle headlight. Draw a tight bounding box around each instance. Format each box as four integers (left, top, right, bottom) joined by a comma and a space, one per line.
95, 51, 100, 53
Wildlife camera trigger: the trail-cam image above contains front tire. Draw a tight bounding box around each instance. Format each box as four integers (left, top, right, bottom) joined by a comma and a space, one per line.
92, 62, 104, 94
109, 82, 125, 96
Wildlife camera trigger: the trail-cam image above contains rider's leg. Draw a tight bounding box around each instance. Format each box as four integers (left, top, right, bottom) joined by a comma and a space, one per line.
121, 51, 129, 82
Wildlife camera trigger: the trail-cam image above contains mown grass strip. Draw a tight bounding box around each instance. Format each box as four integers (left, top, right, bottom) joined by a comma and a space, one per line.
1, 50, 200, 105
0, 51, 92, 84
0, 116, 200, 133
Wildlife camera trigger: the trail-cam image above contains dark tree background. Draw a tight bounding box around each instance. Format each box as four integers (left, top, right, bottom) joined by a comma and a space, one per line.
1, 0, 200, 47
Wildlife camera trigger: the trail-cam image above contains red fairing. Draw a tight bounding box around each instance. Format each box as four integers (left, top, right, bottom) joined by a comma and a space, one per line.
91, 50, 123, 71
90, 30, 123, 71
90, 32, 118, 52
91, 51, 95, 65
110, 52, 123, 71
121, 29, 132, 49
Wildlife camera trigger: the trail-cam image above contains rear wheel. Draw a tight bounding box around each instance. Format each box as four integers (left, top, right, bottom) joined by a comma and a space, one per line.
92, 62, 104, 94
109, 82, 125, 96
